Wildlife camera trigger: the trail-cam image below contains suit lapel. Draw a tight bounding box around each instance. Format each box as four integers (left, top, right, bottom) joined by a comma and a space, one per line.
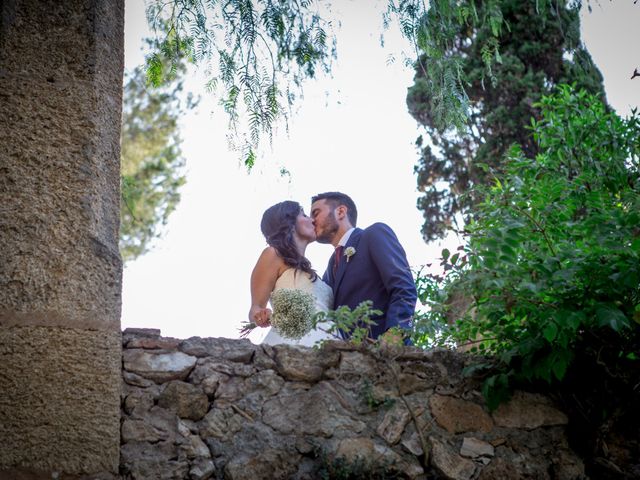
333, 228, 362, 295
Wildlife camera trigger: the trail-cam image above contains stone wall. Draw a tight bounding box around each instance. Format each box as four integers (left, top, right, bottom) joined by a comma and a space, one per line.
120, 329, 585, 479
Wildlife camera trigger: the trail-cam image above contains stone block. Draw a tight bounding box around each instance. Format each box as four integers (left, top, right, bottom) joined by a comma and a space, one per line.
429, 394, 493, 434
492, 391, 568, 430
158, 380, 209, 421
430, 437, 477, 480
123, 348, 196, 383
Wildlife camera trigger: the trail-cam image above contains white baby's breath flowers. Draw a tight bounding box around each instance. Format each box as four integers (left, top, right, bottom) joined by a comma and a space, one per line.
270, 288, 316, 340
344, 246, 356, 262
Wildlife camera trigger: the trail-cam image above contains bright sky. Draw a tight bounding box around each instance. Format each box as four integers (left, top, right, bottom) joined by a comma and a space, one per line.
121, 1, 640, 342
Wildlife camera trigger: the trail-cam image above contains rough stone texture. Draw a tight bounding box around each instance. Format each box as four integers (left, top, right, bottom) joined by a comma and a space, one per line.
224, 450, 298, 480
476, 457, 525, 480
157, 381, 209, 421
334, 437, 424, 479
0, 327, 121, 473
0, 0, 124, 475
119, 333, 585, 479
376, 402, 412, 445
492, 390, 569, 430
179, 336, 258, 362
121, 441, 189, 480
430, 437, 477, 480
0, 1, 123, 328
128, 336, 182, 350
429, 394, 494, 434
123, 349, 197, 383
272, 344, 340, 382
460, 437, 495, 459
262, 381, 367, 437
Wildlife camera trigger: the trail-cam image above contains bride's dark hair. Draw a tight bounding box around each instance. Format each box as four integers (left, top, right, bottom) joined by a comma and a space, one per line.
260, 200, 318, 281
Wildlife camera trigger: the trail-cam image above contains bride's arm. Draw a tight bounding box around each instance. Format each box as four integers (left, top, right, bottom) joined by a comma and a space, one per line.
249, 247, 282, 327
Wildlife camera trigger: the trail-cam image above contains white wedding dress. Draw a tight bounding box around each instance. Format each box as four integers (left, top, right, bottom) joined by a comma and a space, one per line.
261, 268, 334, 347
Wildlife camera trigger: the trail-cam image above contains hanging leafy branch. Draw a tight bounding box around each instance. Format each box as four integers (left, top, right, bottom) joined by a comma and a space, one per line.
384, 0, 508, 130
143, 0, 518, 168
145, 0, 335, 169
143, 0, 615, 173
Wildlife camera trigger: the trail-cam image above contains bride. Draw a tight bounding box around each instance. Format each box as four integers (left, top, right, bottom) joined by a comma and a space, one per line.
249, 200, 334, 346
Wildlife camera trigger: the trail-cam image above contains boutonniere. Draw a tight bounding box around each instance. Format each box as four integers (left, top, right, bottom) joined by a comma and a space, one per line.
344, 246, 356, 262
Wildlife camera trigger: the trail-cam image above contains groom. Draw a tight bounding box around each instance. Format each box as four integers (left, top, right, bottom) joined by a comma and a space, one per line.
311, 192, 417, 343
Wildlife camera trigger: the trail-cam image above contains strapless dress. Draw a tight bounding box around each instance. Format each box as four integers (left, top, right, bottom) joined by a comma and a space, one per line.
262, 268, 334, 346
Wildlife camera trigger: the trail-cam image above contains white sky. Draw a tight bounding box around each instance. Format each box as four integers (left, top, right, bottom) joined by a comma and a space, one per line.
121, 0, 640, 341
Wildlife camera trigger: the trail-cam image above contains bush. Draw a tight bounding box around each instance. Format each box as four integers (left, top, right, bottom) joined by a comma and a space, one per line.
413, 85, 640, 409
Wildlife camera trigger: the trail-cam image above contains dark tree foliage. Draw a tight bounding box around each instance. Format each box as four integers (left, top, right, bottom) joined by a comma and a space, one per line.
407, 0, 606, 241
120, 55, 196, 263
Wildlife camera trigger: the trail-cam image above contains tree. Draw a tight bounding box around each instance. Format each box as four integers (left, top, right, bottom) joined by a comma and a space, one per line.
405, 0, 606, 241
419, 85, 640, 475
120, 57, 196, 263
144, 0, 530, 168
145, 1, 615, 177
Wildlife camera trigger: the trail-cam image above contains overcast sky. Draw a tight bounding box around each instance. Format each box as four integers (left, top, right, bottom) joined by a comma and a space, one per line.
121, 1, 640, 341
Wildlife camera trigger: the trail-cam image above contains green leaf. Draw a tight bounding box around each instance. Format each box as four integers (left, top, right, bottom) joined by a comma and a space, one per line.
551, 350, 571, 381
481, 373, 511, 411
504, 236, 521, 248
595, 305, 630, 332
566, 311, 586, 331
518, 281, 539, 293
462, 362, 491, 377
500, 243, 516, 258
244, 149, 256, 171
543, 321, 558, 343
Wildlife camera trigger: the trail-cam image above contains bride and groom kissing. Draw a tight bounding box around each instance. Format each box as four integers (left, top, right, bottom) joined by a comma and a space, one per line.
249, 191, 417, 346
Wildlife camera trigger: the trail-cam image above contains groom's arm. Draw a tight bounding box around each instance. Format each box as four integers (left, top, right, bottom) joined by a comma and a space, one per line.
367, 223, 417, 332
322, 256, 334, 286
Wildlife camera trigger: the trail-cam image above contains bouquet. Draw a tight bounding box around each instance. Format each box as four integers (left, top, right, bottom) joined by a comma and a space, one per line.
239, 288, 316, 340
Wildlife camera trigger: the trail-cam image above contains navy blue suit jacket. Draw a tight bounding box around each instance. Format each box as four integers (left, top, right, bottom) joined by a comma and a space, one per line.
322, 223, 417, 339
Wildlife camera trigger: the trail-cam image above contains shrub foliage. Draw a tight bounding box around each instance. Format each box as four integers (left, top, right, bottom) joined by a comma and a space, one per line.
413, 85, 640, 409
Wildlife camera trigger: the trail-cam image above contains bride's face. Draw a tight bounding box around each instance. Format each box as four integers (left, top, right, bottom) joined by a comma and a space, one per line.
295, 210, 316, 242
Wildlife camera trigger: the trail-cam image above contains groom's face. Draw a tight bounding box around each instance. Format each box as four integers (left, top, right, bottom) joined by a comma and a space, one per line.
311, 199, 339, 244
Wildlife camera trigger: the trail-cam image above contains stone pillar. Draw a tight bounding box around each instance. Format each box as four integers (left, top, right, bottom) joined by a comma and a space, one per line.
0, 0, 124, 476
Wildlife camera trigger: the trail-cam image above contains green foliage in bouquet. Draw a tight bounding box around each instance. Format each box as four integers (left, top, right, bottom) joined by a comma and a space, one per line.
413, 85, 640, 409
239, 296, 383, 344
314, 301, 383, 346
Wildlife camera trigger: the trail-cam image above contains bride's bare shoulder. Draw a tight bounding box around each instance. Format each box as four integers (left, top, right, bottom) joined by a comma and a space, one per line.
258, 246, 288, 274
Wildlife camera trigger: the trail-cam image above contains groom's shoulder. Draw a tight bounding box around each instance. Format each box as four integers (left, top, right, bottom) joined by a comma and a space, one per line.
359, 222, 398, 243
362, 222, 394, 236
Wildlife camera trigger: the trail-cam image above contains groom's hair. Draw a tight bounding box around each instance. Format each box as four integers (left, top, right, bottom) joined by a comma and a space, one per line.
312, 192, 358, 226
